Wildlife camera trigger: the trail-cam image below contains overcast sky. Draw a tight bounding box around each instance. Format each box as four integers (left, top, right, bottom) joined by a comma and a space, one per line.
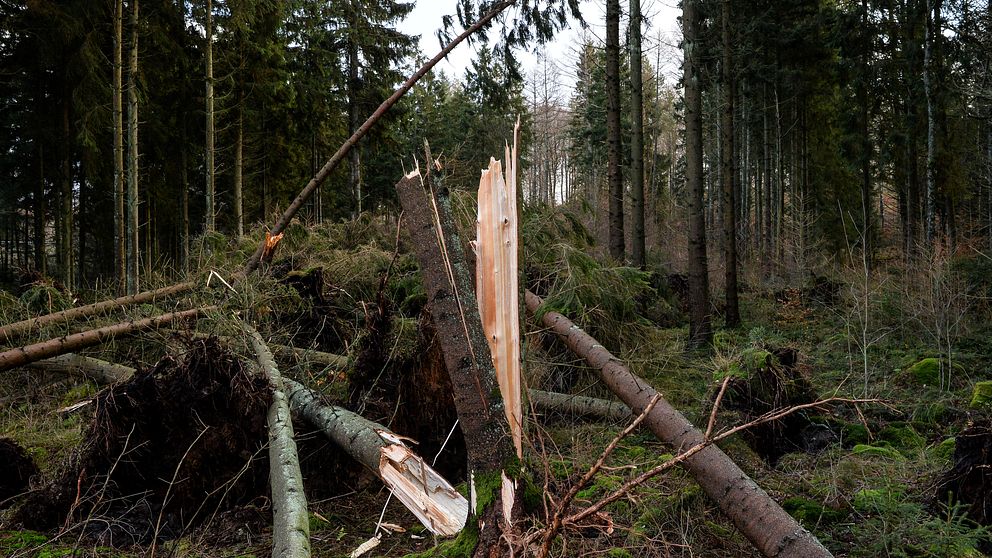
397, 0, 684, 93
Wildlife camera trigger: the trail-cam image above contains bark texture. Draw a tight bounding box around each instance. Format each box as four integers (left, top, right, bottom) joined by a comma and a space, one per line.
721, 0, 740, 327
396, 170, 516, 556
246, 327, 311, 558
605, 0, 625, 262
27, 353, 134, 384
0, 308, 205, 373
0, 281, 195, 343
525, 290, 832, 558
630, 0, 645, 268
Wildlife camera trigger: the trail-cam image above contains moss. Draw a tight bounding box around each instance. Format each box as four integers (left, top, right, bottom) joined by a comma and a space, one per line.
932, 437, 956, 461
878, 424, 925, 450
783, 497, 847, 524
970, 381, 992, 408
841, 422, 870, 446
61, 382, 97, 406
606, 549, 633, 558
404, 520, 479, 557
0, 531, 48, 553
19, 283, 72, 314
741, 348, 775, 372
853, 488, 900, 512
906, 357, 941, 386
852, 444, 904, 460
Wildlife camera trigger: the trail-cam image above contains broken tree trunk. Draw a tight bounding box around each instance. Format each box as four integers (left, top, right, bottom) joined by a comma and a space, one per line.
243, 1, 516, 273
396, 170, 518, 555
0, 308, 207, 373
283, 377, 468, 536
528, 389, 631, 422
525, 290, 832, 558
0, 281, 196, 343
27, 353, 134, 384
245, 326, 311, 558
475, 124, 522, 458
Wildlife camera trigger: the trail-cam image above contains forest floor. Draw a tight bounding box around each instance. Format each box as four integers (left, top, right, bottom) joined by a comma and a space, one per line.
1, 210, 991, 557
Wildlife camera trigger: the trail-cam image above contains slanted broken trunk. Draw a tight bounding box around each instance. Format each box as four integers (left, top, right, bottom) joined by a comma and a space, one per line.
525, 290, 832, 558
396, 169, 519, 556
284, 378, 468, 536
0, 308, 207, 373
245, 326, 311, 558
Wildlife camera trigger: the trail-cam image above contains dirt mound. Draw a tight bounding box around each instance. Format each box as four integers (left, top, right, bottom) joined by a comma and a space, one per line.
13, 337, 272, 546
0, 438, 38, 508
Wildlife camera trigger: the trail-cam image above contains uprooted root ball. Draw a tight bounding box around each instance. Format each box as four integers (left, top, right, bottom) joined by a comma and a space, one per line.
0, 438, 38, 509
13, 337, 271, 546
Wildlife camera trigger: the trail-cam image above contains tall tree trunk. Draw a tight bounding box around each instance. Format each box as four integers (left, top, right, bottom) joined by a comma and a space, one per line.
860, 0, 874, 268
113, 0, 125, 291
721, 0, 740, 327
348, 37, 361, 218
125, 0, 140, 295
205, 0, 216, 233
234, 105, 244, 238
35, 146, 46, 275
923, 0, 940, 245
59, 84, 73, 290
630, 0, 645, 268
180, 127, 190, 269
684, 0, 711, 347
606, 0, 624, 262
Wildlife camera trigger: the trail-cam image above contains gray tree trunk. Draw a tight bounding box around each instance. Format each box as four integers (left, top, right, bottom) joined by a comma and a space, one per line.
205, 0, 216, 233
924, 0, 940, 245
113, 0, 125, 291
630, 0, 645, 268
721, 0, 740, 327
125, 0, 140, 295
606, 0, 625, 262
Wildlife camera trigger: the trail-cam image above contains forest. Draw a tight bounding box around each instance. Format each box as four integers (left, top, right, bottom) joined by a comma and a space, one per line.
1, 0, 992, 556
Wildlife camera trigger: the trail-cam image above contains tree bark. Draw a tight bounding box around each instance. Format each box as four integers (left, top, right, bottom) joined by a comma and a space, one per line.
283, 377, 468, 536
528, 389, 631, 421
606, 0, 625, 262
395, 170, 517, 556
684, 0, 712, 347
0, 281, 195, 344
234, 104, 244, 238
113, 0, 125, 291
721, 0, 740, 327
242, 1, 516, 275
245, 327, 311, 558
630, 0, 645, 268
27, 353, 134, 384
126, 0, 140, 295
0, 308, 205, 373
204, 0, 216, 234
924, 0, 940, 245
525, 290, 832, 558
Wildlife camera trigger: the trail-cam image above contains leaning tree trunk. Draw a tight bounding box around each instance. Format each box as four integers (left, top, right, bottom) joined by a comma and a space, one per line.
525, 290, 832, 558
245, 326, 310, 558
396, 170, 518, 556
0, 308, 206, 373
283, 378, 468, 536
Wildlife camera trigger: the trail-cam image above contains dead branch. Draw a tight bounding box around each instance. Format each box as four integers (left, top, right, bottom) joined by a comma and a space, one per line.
243, 1, 516, 273
0, 308, 208, 373
528, 389, 631, 422
525, 290, 834, 558
244, 325, 311, 558
0, 281, 196, 344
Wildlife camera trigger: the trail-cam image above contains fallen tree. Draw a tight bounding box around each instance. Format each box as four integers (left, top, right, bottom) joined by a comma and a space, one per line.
524, 290, 833, 558
245, 326, 311, 558
528, 389, 631, 422
243, 1, 516, 273
283, 377, 468, 536
0, 281, 196, 344
27, 353, 134, 384
0, 308, 207, 373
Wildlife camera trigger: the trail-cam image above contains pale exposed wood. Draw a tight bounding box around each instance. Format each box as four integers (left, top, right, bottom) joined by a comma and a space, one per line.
0, 281, 196, 343
245, 326, 311, 558
0, 308, 207, 373
475, 121, 522, 458
283, 377, 467, 536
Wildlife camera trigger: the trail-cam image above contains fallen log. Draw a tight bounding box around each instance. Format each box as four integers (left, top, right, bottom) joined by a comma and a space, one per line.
245, 326, 311, 558
243, 1, 517, 273
27, 353, 134, 384
283, 377, 468, 536
396, 169, 518, 555
0, 308, 208, 373
524, 290, 832, 558
186, 332, 348, 369
528, 389, 631, 422
0, 281, 196, 344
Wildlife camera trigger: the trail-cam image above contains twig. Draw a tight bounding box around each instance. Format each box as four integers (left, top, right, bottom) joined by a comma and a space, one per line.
150, 423, 211, 558
705, 375, 732, 440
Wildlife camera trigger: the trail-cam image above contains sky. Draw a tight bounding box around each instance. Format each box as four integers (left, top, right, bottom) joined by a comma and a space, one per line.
397, 0, 684, 93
